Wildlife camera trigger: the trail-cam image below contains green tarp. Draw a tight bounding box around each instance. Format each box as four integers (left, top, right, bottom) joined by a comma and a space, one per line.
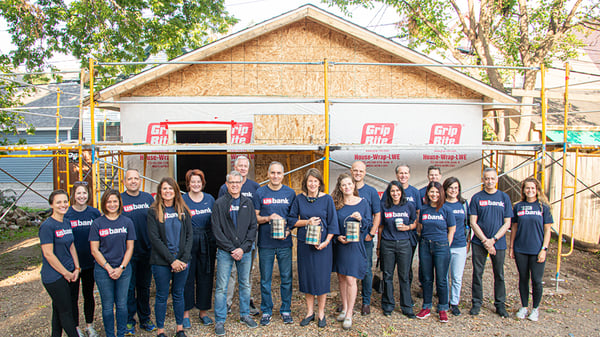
546, 130, 600, 146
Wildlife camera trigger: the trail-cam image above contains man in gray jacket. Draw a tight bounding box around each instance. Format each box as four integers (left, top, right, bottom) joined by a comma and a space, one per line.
212, 171, 258, 336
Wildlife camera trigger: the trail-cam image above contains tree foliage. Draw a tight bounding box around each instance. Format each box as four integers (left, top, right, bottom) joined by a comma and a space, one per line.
325, 0, 600, 140
0, 0, 237, 144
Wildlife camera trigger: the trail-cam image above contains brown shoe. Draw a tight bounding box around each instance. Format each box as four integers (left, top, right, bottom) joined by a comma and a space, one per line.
361, 304, 370, 316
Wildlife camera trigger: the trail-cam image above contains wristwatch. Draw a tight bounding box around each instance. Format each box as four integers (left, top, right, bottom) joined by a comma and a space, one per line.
541, 246, 548, 251
120, 265, 126, 270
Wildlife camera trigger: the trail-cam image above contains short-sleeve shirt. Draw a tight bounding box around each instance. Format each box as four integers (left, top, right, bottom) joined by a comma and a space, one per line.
512, 201, 553, 255
39, 217, 75, 284
445, 201, 469, 248
89, 215, 136, 268
420, 204, 456, 243
253, 185, 296, 249
380, 202, 416, 241
358, 184, 381, 227
121, 191, 154, 257
469, 190, 512, 250
164, 207, 182, 256
183, 193, 214, 230
65, 206, 101, 270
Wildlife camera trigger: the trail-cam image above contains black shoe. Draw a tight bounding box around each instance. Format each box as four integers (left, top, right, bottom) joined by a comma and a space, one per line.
335, 304, 343, 313
469, 306, 480, 316
496, 306, 509, 318
174, 330, 187, 337
403, 312, 416, 319
451, 305, 461, 316
317, 315, 326, 328
383, 311, 392, 317
249, 300, 260, 316
361, 304, 370, 316
299, 314, 314, 327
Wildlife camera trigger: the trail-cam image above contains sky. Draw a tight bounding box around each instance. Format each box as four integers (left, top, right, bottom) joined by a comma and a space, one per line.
0, 0, 402, 71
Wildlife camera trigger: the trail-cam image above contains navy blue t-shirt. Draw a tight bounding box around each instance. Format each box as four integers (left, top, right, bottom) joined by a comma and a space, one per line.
218, 179, 260, 199
512, 201, 553, 255
336, 199, 372, 239
381, 202, 416, 241
39, 217, 75, 284
121, 191, 154, 257
230, 197, 240, 228
419, 204, 456, 243
381, 184, 422, 211
253, 185, 296, 249
89, 215, 136, 268
445, 201, 469, 249
164, 207, 182, 256
183, 193, 214, 229
288, 194, 339, 242
469, 190, 512, 250
358, 184, 381, 228
65, 206, 101, 270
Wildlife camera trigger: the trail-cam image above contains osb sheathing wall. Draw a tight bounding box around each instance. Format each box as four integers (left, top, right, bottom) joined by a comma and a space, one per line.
123, 19, 482, 100
254, 153, 324, 192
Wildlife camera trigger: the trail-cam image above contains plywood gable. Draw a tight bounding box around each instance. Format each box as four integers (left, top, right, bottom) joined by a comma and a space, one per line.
122, 19, 482, 100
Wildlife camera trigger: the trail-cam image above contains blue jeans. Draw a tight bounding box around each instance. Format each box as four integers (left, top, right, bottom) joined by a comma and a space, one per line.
448, 246, 467, 306
361, 239, 374, 305
258, 247, 292, 315
419, 239, 450, 311
214, 249, 252, 323
94, 264, 132, 337
152, 264, 189, 329
127, 256, 152, 325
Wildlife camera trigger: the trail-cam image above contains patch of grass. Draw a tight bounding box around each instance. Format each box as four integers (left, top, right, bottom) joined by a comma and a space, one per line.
0, 226, 38, 243
19, 206, 46, 213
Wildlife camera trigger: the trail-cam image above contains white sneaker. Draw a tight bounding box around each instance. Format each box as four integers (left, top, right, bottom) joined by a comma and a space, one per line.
528, 308, 539, 321
516, 307, 528, 319
336, 311, 346, 322
76, 327, 85, 337
87, 326, 99, 337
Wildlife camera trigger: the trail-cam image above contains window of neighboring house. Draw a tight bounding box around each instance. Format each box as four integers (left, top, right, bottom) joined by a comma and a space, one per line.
97, 122, 121, 141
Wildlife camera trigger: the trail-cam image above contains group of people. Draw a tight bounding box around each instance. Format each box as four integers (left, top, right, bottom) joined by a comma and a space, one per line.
38, 156, 553, 337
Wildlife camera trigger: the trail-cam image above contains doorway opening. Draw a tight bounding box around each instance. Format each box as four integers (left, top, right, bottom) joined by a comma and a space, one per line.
174, 130, 227, 199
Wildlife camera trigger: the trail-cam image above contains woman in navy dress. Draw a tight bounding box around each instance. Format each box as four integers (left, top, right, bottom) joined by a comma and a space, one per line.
288, 168, 339, 328
510, 177, 553, 322
39, 189, 81, 337
182, 169, 216, 327
331, 173, 371, 330
416, 181, 455, 323
442, 177, 469, 317
65, 181, 101, 337
379, 181, 417, 318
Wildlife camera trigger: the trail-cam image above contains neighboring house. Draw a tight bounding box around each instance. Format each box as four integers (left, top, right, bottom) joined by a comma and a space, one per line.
0, 83, 80, 207
94, 4, 516, 199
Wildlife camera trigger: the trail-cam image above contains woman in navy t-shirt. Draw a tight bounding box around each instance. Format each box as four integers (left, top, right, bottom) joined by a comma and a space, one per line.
379, 180, 417, 318
510, 177, 553, 322
182, 169, 216, 327
331, 173, 371, 330
39, 189, 81, 337
416, 181, 455, 323
148, 177, 193, 337
442, 177, 469, 317
89, 189, 136, 337
65, 181, 101, 337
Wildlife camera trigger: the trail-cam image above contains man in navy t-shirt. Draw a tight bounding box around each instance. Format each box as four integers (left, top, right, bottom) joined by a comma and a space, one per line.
218, 155, 261, 315
419, 165, 442, 203
468, 168, 512, 318
121, 169, 156, 334
253, 161, 296, 325
351, 161, 381, 315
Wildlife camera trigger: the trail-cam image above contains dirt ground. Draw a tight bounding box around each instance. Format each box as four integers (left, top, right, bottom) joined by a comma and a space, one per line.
1, 235, 599, 337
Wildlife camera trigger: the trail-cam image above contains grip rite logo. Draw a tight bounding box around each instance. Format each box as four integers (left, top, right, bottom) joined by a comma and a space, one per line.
231, 123, 253, 144
429, 124, 461, 144
361, 123, 394, 144
146, 123, 168, 145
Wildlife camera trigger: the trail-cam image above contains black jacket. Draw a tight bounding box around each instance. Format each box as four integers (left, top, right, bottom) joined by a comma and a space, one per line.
147, 207, 193, 266
211, 192, 257, 253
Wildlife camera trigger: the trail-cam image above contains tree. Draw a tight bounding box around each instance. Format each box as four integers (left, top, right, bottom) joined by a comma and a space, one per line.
0, 56, 35, 146
0, 0, 237, 143
326, 0, 600, 141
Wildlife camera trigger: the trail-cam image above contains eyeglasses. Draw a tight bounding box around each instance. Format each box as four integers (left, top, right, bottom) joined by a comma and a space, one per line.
227, 181, 242, 185
74, 181, 88, 185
